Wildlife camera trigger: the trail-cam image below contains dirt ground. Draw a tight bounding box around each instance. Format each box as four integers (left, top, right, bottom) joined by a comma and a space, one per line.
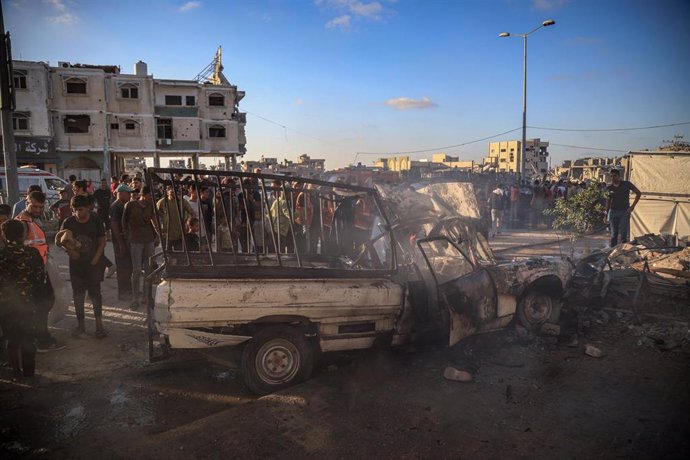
1, 238, 689, 459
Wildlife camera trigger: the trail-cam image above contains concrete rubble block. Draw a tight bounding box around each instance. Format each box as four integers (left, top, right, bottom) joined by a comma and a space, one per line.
443, 366, 473, 383
540, 323, 561, 337
584, 344, 604, 358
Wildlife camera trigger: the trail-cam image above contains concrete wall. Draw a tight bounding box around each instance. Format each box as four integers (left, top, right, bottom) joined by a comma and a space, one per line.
107, 74, 156, 152
13, 61, 52, 137
51, 67, 107, 151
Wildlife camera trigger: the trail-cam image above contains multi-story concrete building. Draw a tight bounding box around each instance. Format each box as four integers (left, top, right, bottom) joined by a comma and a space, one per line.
3, 55, 246, 181
431, 153, 474, 171
555, 156, 625, 182
11, 61, 57, 174
483, 138, 549, 180
240, 154, 325, 177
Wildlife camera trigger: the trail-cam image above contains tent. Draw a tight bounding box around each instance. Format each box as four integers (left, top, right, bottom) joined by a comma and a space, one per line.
627, 151, 690, 241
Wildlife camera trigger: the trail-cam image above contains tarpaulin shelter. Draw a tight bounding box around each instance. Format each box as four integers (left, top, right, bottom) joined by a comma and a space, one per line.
627, 151, 690, 241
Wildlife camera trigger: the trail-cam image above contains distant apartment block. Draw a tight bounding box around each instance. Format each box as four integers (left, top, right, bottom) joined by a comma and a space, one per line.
483, 139, 549, 180
556, 156, 625, 182
2, 55, 246, 182
240, 154, 325, 177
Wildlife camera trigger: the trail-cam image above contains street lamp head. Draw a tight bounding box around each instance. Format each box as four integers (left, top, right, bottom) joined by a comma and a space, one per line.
542, 19, 556, 27
498, 32, 510, 37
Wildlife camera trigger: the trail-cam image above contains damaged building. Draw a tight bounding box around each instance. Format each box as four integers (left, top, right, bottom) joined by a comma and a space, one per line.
2, 49, 246, 180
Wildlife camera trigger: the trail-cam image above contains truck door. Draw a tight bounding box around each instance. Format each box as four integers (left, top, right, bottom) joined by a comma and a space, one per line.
417, 236, 497, 346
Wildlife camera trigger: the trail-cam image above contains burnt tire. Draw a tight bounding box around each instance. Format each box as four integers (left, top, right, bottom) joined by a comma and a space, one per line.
517, 290, 561, 331
240, 326, 314, 395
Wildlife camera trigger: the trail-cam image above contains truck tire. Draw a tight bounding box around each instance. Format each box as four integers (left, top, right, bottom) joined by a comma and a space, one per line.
240, 326, 314, 395
517, 290, 561, 332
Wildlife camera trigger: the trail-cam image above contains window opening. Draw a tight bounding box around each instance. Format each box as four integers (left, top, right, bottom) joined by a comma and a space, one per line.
65, 78, 87, 94
64, 115, 90, 133
165, 95, 182, 106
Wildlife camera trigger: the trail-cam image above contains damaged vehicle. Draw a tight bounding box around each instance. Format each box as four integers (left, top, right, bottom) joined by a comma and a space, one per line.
144, 168, 573, 394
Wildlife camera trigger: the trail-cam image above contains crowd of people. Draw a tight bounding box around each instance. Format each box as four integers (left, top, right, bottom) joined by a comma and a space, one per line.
483, 172, 640, 245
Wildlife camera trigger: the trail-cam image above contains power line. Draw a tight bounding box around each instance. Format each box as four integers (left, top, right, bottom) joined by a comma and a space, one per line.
355, 127, 522, 157
528, 121, 690, 132
245, 111, 330, 145
549, 143, 628, 153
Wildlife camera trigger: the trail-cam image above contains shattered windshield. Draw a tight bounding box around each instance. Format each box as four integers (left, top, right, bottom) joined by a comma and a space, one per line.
418, 238, 475, 284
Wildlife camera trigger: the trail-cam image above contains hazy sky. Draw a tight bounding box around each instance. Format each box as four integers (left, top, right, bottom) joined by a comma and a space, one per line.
6, 0, 690, 169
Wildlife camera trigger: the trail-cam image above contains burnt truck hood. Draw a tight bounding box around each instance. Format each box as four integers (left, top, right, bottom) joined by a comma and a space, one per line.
486, 257, 574, 297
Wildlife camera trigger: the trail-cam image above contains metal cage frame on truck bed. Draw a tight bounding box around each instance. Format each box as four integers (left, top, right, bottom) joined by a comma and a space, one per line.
144, 167, 399, 279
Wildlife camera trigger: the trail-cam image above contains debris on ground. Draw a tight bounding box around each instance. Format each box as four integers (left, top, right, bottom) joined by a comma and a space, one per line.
540, 323, 561, 337
584, 344, 604, 358
443, 367, 473, 382
567, 234, 690, 314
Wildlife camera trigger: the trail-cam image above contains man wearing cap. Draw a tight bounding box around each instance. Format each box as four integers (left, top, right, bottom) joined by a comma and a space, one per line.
110, 184, 134, 301
604, 169, 641, 247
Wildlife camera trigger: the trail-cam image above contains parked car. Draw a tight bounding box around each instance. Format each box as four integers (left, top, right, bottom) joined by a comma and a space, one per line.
145, 168, 573, 395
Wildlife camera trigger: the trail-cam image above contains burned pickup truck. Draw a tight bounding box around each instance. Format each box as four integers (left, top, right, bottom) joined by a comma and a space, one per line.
145, 168, 572, 394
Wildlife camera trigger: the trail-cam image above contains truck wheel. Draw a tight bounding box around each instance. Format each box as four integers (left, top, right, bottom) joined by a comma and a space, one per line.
517, 290, 561, 331
241, 326, 314, 395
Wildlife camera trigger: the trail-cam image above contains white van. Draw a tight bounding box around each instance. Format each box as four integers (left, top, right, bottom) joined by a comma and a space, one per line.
0, 167, 69, 201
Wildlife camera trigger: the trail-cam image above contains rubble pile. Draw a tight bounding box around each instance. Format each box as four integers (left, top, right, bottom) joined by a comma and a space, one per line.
568, 233, 690, 313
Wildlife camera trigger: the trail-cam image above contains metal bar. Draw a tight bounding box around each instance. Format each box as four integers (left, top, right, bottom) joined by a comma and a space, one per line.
238, 177, 260, 265
171, 174, 191, 266
215, 173, 239, 264
260, 177, 282, 266
281, 181, 302, 267
145, 169, 168, 268
193, 173, 214, 266
371, 189, 398, 270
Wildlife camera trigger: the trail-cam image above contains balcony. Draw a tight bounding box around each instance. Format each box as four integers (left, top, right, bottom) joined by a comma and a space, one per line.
155, 139, 199, 151
154, 106, 199, 118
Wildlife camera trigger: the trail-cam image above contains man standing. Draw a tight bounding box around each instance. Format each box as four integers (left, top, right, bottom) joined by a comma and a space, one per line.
604, 169, 641, 247
530, 179, 545, 228
122, 186, 158, 310
93, 178, 112, 232
110, 184, 134, 301
488, 184, 506, 238
12, 185, 42, 218
0, 220, 45, 381
16, 191, 60, 351
70, 180, 94, 211
60, 195, 107, 338
509, 182, 520, 228
157, 185, 193, 251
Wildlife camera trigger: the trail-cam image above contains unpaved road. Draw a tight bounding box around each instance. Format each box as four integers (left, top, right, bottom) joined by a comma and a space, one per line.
1, 241, 689, 459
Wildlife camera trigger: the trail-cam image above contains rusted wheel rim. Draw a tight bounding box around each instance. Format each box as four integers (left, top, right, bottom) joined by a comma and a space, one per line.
255, 338, 301, 385
523, 293, 552, 325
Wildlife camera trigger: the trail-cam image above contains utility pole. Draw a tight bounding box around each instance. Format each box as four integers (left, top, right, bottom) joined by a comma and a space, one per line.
0, 1, 18, 204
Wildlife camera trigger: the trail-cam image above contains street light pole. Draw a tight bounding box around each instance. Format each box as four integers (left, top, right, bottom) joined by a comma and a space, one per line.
499, 19, 555, 184
522, 33, 527, 184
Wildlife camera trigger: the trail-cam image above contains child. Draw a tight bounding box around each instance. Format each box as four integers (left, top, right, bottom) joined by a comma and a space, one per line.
217, 217, 234, 253
0, 220, 45, 380
59, 195, 107, 338
185, 217, 201, 252
251, 209, 271, 254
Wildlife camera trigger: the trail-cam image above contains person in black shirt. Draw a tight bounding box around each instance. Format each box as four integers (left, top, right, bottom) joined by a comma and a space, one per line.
185, 217, 201, 252
93, 178, 112, 232
0, 220, 45, 380
59, 195, 107, 338
604, 169, 641, 247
